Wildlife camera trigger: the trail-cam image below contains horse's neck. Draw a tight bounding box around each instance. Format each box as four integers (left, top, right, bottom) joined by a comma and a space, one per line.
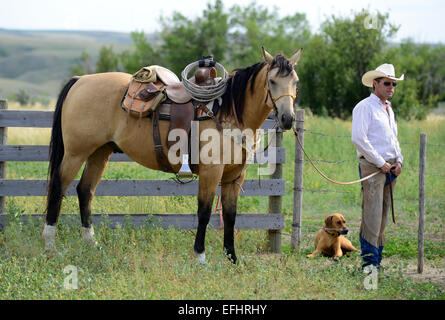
241, 65, 272, 132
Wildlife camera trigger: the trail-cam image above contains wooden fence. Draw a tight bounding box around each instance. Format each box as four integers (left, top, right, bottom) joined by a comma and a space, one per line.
0, 100, 285, 253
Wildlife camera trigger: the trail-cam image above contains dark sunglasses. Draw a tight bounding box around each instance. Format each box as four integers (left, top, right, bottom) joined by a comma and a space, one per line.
382, 81, 397, 87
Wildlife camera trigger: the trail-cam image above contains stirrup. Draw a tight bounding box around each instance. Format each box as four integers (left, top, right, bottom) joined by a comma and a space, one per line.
178, 154, 193, 178
172, 154, 196, 184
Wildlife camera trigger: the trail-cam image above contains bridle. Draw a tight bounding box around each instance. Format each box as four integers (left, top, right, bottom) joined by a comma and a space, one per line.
266, 89, 298, 111
265, 67, 299, 113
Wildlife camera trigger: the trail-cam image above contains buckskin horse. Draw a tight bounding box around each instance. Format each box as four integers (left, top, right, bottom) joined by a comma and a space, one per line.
43, 47, 303, 263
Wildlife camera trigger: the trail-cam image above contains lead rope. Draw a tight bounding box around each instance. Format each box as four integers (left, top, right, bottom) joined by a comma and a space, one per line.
293, 127, 380, 185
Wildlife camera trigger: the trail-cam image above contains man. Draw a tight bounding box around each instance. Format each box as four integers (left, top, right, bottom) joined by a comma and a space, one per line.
351, 63, 404, 272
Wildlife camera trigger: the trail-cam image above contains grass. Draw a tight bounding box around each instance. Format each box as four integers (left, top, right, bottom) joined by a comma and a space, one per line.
0, 104, 444, 299
1, 221, 443, 299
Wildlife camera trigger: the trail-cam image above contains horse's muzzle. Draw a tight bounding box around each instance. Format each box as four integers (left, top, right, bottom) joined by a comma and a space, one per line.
280, 113, 294, 130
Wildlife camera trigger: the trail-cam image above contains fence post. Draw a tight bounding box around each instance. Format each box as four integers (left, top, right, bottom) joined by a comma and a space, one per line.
417, 133, 426, 274
268, 128, 283, 253
291, 109, 304, 252
0, 99, 7, 214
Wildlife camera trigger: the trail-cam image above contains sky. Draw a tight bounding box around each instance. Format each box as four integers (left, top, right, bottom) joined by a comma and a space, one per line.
1, 0, 444, 43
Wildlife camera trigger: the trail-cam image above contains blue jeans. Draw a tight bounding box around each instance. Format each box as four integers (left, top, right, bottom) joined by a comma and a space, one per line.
360, 233, 384, 268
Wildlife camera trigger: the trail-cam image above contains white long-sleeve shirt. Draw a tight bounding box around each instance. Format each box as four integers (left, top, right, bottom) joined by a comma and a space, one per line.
351, 93, 403, 168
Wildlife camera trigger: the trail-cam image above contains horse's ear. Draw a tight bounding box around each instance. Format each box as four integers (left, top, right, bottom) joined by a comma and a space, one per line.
289, 48, 303, 66
262, 47, 274, 65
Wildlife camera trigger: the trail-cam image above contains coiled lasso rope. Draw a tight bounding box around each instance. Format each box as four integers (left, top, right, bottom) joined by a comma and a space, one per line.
181, 59, 229, 102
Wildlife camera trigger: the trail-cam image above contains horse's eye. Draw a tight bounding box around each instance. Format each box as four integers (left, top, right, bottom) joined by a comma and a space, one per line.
270, 80, 276, 86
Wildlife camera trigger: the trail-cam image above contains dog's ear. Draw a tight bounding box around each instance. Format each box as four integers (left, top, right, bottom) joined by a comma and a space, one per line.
324, 216, 334, 227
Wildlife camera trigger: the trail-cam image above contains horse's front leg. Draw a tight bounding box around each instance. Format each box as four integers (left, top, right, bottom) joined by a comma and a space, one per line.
221, 171, 246, 264
194, 165, 224, 263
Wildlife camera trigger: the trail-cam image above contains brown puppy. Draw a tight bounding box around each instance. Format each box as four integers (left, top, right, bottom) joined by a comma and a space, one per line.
307, 213, 360, 258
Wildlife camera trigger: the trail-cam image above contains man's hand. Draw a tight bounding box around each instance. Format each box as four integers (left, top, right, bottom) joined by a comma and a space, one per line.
391, 162, 402, 176
380, 162, 392, 173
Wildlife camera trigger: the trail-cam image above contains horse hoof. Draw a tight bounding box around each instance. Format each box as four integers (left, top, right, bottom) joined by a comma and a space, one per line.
194, 251, 206, 264
42, 224, 57, 253
82, 226, 98, 247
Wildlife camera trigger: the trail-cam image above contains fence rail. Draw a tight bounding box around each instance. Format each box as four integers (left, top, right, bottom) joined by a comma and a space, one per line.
0, 179, 285, 197
0, 212, 284, 231
0, 145, 286, 164
0, 109, 279, 130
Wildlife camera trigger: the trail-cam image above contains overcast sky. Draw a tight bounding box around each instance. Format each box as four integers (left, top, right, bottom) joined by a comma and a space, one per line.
1, 0, 444, 43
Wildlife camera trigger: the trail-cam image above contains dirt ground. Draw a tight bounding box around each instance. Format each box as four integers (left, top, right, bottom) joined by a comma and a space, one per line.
385, 257, 445, 288
404, 261, 445, 288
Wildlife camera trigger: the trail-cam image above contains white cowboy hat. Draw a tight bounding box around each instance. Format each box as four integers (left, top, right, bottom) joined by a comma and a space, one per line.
362, 63, 404, 87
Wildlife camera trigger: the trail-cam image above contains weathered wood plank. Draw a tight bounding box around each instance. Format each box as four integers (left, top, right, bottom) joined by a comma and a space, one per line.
0, 213, 284, 230
418, 133, 427, 274
0, 145, 286, 164
0, 110, 277, 130
0, 100, 7, 214
0, 110, 53, 127
0, 179, 285, 196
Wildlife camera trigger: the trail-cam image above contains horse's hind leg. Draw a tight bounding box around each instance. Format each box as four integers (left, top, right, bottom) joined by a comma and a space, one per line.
43, 154, 86, 251
76, 143, 113, 246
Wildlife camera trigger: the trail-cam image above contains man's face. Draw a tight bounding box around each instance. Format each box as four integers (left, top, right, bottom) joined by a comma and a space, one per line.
374, 77, 397, 100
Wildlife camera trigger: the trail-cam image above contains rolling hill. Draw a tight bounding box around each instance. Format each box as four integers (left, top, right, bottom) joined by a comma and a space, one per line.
0, 29, 135, 100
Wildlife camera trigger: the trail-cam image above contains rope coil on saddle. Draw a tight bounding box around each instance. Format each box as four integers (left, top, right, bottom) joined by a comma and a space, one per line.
181, 57, 229, 102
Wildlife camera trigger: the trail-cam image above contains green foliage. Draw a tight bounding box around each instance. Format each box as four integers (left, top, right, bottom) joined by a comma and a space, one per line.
298, 10, 398, 118
160, 0, 229, 74
67, 2, 443, 120
95, 45, 119, 73
228, 3, 310, 68
69, 51, 94, 76
373, 39, 444, 119
14, 89, 31, 106
120, 32, 162, 74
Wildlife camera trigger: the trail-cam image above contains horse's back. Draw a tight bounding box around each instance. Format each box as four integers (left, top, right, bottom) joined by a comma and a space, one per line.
62, 72, 132, 155
67, 72, 131, 105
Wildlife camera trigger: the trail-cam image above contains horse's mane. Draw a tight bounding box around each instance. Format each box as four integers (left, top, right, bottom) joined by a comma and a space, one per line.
219, 54, 293, 125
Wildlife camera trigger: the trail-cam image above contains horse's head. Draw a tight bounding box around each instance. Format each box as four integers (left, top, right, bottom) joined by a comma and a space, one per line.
262, 47, 303, 130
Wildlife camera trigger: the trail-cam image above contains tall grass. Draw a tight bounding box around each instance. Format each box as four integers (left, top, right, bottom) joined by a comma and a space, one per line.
1, 105, 444, 299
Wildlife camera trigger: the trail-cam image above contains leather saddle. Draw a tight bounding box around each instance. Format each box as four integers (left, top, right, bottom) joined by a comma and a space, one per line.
121, 62, 220, 174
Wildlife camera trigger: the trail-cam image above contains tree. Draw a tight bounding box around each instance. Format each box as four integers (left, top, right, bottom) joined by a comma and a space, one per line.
160, 0, 229, 75
96, 45, 119, 73
298, 10, 398, 118
69, 51, 94, 76
373, 40, 445, 119
120, 31, 162, 74
14, 89, 30, 106
228, 3, 311, 69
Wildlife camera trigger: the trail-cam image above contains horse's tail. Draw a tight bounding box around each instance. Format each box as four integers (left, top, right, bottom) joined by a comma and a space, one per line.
46, 76, 79, 213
